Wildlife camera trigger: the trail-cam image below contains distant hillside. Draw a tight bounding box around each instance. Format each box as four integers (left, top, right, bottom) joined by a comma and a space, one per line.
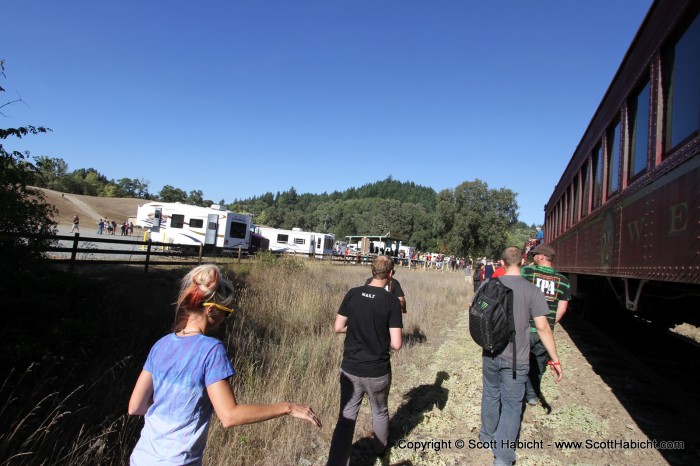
36, 187, 145, 226
333, 177, 437, 211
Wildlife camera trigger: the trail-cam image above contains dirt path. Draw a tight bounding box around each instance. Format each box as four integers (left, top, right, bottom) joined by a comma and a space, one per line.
344, 289, 697, 465
61, 193, 105, 223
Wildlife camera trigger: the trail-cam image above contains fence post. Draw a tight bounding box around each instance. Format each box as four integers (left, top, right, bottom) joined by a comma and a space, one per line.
69, 232, 80, 274
144, 239, 152, 273
198, 244, 203, 265
237, 246, 241, 263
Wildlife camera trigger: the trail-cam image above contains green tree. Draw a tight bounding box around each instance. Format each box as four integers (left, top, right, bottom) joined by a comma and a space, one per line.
435, 180, 518, 257
506, 221, 536, 249
0, 60, 57, 274
187, 189, 204, 206
158, 185, 187, 203
56, 167, 110, 196
117, 177, 150, 199
34, 156, 68, 190
98, 181, 122, 197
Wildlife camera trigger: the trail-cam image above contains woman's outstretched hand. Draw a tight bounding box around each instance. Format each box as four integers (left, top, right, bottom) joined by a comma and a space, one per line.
289, 403, 322, 428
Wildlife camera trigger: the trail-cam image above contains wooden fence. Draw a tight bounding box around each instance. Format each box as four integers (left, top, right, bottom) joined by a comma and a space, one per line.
46, 233, 247, 272
26, 233, 428, 272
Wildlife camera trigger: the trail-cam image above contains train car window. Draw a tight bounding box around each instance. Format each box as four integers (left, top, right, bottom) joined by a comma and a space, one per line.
629, 79, 650, 181
663, 11, 700, 153
560, 198, 565, 234
606, 121, 621, 197
592, 144, 603, 209
574, 175, 580, 223
569, 176, 579, 226
560, 195, 565, 233
581, 160, 590, 217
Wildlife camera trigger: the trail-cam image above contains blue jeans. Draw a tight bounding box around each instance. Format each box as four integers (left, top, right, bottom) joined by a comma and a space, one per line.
327, 369, 392, 466
480, 355, 529, 465
525, 332, 549, 402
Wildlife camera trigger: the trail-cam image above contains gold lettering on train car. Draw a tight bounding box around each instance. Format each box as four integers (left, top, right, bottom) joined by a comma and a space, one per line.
668, 202, 688, 235
627, 220, 643, 243
601, 213, 613, 268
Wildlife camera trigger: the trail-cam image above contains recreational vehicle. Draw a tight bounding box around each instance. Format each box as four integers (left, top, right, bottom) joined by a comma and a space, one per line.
256, 226, 334, 256
135, 202, 253, 251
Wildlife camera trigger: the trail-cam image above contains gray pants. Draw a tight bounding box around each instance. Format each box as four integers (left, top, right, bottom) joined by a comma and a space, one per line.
327, 369, 392, 466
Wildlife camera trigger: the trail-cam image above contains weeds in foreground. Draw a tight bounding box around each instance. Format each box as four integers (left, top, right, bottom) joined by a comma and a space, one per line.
1, 259, 467, 465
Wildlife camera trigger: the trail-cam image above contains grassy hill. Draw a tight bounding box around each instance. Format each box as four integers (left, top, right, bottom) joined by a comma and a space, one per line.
36, 187, 146, 227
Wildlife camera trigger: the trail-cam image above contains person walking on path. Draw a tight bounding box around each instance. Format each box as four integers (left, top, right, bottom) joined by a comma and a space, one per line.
128, 264, 321, 466
520, 243, 570, 406
328, 255, 403, 465
479, 246, 562, 466
71, 215, 80, 233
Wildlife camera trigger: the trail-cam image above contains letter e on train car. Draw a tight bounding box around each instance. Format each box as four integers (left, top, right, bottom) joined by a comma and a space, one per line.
667, 202, 687, 236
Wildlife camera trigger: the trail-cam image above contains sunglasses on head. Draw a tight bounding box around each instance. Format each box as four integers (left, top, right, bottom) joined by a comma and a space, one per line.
203, 302, 236, 317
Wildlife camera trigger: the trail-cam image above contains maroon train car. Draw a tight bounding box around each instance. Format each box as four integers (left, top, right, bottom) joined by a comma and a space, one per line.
543, 0, 699, 312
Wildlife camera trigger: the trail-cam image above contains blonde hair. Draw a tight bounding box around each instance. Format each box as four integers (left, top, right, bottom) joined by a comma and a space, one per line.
173, 264, 234, 332
371, 255, 394, 280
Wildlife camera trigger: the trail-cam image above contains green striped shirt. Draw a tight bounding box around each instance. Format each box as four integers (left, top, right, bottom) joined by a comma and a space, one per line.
521, 265, 571, 332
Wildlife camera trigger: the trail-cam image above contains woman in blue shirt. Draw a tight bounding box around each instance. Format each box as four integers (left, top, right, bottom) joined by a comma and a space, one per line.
128, 264, 321, 465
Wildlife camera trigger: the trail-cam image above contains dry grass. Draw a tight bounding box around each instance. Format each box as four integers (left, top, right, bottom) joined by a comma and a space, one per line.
207, 259, 467, 465
1, 258, 467, 465
34, 187, 144, 226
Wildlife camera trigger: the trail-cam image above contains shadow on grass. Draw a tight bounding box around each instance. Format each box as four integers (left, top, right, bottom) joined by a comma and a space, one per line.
402, 328, 427, 347
348, 371, 450, 466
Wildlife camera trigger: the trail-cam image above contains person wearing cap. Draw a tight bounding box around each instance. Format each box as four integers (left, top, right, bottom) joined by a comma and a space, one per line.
520, 243, 570, 407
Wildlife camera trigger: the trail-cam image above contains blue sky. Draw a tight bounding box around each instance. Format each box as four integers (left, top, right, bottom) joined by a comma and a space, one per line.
3, 0, 652, 226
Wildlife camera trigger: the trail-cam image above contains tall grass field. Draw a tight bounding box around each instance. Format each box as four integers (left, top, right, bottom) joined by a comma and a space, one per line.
0, 256, 468, 465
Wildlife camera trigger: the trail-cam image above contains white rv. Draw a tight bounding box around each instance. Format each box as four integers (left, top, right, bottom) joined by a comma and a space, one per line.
256, 226, 334, 256
135, 202, 253, 251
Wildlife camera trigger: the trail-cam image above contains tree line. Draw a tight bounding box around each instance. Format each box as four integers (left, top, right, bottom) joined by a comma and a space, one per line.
30, 153, 536, 256
2, 60, 537, 263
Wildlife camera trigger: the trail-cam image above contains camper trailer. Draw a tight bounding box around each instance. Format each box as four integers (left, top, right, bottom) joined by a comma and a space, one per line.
135, 202, 253, 251
256, 226, 334, 256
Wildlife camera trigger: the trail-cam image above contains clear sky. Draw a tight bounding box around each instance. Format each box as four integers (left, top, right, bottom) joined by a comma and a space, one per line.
3, 0, 653, 226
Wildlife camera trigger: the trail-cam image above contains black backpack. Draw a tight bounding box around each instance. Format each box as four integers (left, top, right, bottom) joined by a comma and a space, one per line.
469, 278, 516, 377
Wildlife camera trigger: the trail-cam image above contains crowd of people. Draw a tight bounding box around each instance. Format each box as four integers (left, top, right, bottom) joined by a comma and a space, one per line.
127, 225, 562, 466
96, 218, 134, 236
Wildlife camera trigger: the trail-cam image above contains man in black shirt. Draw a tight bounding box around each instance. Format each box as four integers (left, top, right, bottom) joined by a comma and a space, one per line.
328, 255, 403, 465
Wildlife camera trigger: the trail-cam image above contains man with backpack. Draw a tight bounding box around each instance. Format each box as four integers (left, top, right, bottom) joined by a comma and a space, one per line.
475, 246, 562, 466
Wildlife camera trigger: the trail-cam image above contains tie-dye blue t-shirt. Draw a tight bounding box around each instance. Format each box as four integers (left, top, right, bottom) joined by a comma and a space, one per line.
130, 333, 235, 465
